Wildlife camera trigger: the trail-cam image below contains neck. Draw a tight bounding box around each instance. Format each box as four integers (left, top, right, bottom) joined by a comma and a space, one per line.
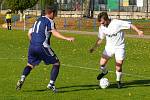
45, 15, 53, 20
106, 19, 111, 27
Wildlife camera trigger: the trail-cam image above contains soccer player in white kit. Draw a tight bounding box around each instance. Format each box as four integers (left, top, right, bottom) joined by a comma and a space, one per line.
90, 12, 144, 88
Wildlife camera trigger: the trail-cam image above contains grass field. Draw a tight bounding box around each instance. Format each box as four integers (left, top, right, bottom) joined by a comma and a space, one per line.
0, 29, 150, 100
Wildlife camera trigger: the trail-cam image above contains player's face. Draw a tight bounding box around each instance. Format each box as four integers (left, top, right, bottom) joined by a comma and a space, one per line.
49, 12, 55, 20
99, 18, 108, 26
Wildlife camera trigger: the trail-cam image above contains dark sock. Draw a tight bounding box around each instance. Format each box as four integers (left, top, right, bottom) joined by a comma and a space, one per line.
9, 26, 11, 30
22, 66, 32, 76
50, 64, 60, 81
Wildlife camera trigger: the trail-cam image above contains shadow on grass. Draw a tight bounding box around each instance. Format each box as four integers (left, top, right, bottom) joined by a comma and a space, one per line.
22, 84, 100, 93
57, 84, 99, 93
22, 89, 48, 93
109, 79, 150, 89
22, 79, 150, 93
123, 79, 150, 88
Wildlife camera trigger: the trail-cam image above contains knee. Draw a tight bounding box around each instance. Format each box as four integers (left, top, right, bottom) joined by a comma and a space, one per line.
53, 61, 60, 67
116, 63, 122, 71
27, 63, 34, 69
116, 62, 123, 67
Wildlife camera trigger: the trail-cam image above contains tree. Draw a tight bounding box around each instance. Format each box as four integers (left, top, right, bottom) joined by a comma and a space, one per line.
0, 0, 4, 13
5, 0, 38, 21
40, 0, 55, 10
40, 0, 57, 16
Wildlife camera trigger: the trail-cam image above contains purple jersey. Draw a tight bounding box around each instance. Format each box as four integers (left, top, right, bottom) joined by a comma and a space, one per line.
30, 16, 55, 48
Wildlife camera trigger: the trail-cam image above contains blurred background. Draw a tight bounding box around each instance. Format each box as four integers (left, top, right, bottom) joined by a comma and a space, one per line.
0, 0, 149, 32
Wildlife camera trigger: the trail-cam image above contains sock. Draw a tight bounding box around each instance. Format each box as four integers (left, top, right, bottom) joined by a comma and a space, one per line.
7, 26, 9, 30
49, 80, 55, 85
50, 64, 60, 84
116, 71, 122, 81
22, 66, 32, 79
9, 25, 11, 30
100, 65, 108, 74
21, 75, 25, 82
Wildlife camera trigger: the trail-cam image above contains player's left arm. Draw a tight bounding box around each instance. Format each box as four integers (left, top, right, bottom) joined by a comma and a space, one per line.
130, 24, 144, 36
51, 29, 75, 42
49, 21, 74, 42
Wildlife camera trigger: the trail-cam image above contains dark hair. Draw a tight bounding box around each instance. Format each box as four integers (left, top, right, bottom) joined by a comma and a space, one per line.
45, 6, 57, 15
98, 12, 109, 22
41, 9, 45, 16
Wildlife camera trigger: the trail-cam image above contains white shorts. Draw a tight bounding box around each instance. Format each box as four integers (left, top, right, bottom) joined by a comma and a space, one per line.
103, 47, 125, 60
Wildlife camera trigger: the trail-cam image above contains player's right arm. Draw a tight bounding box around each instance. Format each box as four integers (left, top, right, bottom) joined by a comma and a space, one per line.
89, 38, 103, 53
51, 29, 75, 42
90, 26, 105, 53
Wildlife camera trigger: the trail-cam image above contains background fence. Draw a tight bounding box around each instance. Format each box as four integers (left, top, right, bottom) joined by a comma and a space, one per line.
0, 0, 150, 19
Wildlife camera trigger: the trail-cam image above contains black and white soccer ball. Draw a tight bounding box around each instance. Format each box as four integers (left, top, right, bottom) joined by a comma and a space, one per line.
99, 78, 110, 89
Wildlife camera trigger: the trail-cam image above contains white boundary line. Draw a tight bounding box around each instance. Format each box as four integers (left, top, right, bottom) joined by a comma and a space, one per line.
62, 64, 150, 79
0, 58, 149, 79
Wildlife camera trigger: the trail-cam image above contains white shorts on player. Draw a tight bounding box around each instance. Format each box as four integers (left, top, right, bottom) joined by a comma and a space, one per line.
103, 47, 125, 60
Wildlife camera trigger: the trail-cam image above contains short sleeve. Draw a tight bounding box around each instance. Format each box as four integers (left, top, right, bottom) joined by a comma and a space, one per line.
98, 26, 105, 39
119, 20, 131, 29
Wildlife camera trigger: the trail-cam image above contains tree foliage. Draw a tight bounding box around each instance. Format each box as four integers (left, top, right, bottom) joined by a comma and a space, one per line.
5, 0, 38, 13
40, 0, 55, 10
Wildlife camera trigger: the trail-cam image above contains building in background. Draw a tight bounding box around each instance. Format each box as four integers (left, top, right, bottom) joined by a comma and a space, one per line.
55, 0, 150, 12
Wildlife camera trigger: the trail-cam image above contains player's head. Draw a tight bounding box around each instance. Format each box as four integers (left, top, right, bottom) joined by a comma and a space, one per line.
45, 6, 57, 19
98, 12, 110, 26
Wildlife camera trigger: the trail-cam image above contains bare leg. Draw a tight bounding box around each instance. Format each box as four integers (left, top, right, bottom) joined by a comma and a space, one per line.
115, 60, 124, 88
97, 54, 110, 80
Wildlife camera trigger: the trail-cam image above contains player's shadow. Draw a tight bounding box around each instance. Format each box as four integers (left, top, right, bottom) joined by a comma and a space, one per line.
109, 79, 150, 89
23, 79, 150, 93
22, 84, 100, 93
57, 84, 100, 93
22, 89, 48, 93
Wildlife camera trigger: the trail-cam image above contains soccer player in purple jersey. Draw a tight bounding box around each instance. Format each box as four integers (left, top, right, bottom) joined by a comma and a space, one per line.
16, 6, 75, 92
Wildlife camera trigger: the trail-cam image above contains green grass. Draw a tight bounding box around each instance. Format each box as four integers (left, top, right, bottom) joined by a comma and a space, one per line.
0, 29, 150, 100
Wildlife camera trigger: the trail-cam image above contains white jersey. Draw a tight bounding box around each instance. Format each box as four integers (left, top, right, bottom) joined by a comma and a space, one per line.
98, 19, 131, 48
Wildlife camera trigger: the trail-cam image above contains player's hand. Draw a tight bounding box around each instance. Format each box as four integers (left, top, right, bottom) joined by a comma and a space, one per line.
66, 37, 75, 42
138, 31, 144, 37
89, 48, 95, 53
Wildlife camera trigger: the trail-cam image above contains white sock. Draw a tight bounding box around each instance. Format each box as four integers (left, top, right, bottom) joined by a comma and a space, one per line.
100, 66, 108, 74
20, 75, 25, 82
116, 71, 122, 81
49, 80, 55, 85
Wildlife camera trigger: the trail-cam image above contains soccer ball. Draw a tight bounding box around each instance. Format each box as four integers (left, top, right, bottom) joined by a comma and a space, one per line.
99, 78, 110, 89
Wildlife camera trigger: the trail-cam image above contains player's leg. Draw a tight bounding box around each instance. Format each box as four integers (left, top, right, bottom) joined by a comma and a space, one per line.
16, 64, 34, 90
41, 47, 60, 92
97, 54, 110, 80
16, 46, 41, 90
115, 48, 125, 88
115, 60, 123, 88
6, 19, 9, 30
47, 61, 60, 92
97, 47, 113, 80
9, 19, 11, 30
